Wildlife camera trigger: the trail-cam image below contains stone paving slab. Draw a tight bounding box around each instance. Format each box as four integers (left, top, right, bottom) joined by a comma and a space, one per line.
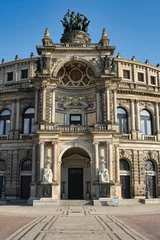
116, 214, 160, 240
6, 207, 149, 240
0, 215, 36, 240
1, 205, 160, 240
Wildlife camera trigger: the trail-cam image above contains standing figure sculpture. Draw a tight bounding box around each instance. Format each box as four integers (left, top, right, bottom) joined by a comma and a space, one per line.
82, 16, 90, 33
42, 165, 53, 183
99, 161, 109, 183
61, 16, 70, 33
61, 10, 91, 34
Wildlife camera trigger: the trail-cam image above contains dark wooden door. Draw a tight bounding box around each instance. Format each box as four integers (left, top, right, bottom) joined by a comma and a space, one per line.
148, 176, 156, 198
0, 176, 3, 198
120, 175, 131, 199
68, 168, 83, 199
20, 176, 31, 199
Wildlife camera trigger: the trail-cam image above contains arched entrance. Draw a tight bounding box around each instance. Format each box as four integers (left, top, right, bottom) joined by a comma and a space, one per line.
145, 160, 156, 198
120, 159, 131, 199
20, 159, 32, 199
61, 147, 91, 200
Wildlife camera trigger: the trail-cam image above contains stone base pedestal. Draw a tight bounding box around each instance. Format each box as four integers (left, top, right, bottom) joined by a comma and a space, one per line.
112, 123, 119, 132
28, 184, 38, 205
131, 130, 137, 140
0, 200, 7, 205
93, 198, 112, 206
157, 133, 160, 141
114, 182, 122, 198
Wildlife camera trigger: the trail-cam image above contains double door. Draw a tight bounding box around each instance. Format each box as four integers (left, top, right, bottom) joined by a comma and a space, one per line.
68, 168, 83, 199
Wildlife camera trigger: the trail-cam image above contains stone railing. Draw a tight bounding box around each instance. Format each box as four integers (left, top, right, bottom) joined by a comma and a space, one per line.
119, 134, 131, 140
40, 123, 108, 133
20, 134, 35, 140
0, 135, 8, 140
143, 135, 157, 141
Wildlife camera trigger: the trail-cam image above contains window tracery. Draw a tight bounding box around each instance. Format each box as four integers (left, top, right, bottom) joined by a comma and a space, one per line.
57, 62, 94, 86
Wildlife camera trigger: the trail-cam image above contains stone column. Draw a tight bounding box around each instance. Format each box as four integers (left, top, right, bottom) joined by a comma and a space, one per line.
131, 99, 135, 131
51, 88, 56, 123
135, 100, 140, 131
108, 143, 113, 181
113, 90, 117, 123
16, 99, 20, 130
42, 86, 46, 121
93, 142, 99, 180
96, 89, 100, 123
32, 145, 36, 183
106, 87, 110, 121
11, 100, 15, 130
34, 88, 39, 123
156, 102, 160, 132
39, 142, 45, 181
115, 145, 120, 182
52, 141, 58, 182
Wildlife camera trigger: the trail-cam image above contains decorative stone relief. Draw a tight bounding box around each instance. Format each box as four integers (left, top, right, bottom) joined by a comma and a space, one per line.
143, 150, 158, 162
18, 149, 32, 162
119, 149, 132, 161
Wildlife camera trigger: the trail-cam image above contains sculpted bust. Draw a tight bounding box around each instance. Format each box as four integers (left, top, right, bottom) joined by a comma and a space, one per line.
99, 161, 109, 183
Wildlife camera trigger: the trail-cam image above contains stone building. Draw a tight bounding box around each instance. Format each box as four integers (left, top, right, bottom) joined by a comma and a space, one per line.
0, 11, 160, 204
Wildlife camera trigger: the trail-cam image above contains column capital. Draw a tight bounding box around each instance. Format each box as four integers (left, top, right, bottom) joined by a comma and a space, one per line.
93, 141, 99, 146
52, 140, 58, 145
155, 102, 159, 106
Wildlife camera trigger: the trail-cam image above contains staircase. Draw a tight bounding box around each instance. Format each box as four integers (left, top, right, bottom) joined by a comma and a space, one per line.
59, 200, 93, 206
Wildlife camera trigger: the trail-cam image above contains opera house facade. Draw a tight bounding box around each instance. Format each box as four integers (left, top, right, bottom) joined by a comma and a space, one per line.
0, 11, 160, 204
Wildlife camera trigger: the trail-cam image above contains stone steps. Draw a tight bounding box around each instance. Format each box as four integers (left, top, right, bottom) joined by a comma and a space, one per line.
59, 200, 93, 206
33, 199, 93, 206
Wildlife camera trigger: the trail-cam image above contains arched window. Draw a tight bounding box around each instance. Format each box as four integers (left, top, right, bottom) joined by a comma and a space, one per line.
140, 110, 152, 135
0, 160, 5, 171
117, 108, 128, 133
23, 108, 34, 134
0, 109, 11, 135
146, 160, 155, 171
120, 159, 130, 171
21, 159, 32, 171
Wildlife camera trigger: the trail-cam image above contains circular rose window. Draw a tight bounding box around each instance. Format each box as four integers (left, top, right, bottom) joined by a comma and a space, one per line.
70, 68, 82, 81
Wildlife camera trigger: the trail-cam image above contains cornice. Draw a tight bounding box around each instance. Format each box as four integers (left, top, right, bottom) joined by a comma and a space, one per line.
36, 45, 115, 55
115, 58, 160, 72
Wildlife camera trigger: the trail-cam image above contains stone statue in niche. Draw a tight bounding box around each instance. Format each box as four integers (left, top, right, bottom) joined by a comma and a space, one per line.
42, 165, 53, 183
99, 161, 109, 183
104, 55, 112, 69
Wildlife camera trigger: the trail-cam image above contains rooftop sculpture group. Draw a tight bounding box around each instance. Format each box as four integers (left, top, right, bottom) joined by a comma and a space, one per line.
61, 10, 90, 34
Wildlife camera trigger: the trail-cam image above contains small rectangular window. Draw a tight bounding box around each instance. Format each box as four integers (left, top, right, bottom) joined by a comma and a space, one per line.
21, 69, 28, 79
150, 76, 156, 85
7, 72, 13, 81
123, 70, 130, 79
70, 114, 82, 125
138, 72, 144, 82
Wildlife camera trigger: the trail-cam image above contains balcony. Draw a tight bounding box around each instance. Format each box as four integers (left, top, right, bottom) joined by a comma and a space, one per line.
40, 123, 108, 133
143, 135, 157, 141
119, 134, 131, 140
20, 134, 35, 140
0, 135, 8, 140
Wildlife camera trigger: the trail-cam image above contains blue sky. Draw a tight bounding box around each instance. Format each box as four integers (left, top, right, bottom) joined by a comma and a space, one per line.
0, 0, 160, 66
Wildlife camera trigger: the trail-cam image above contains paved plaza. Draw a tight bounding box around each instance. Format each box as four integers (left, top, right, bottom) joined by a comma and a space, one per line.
0, 204, 160, 240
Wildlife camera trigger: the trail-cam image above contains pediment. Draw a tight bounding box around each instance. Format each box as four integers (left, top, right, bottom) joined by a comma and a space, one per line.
62, 153, 89, 162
